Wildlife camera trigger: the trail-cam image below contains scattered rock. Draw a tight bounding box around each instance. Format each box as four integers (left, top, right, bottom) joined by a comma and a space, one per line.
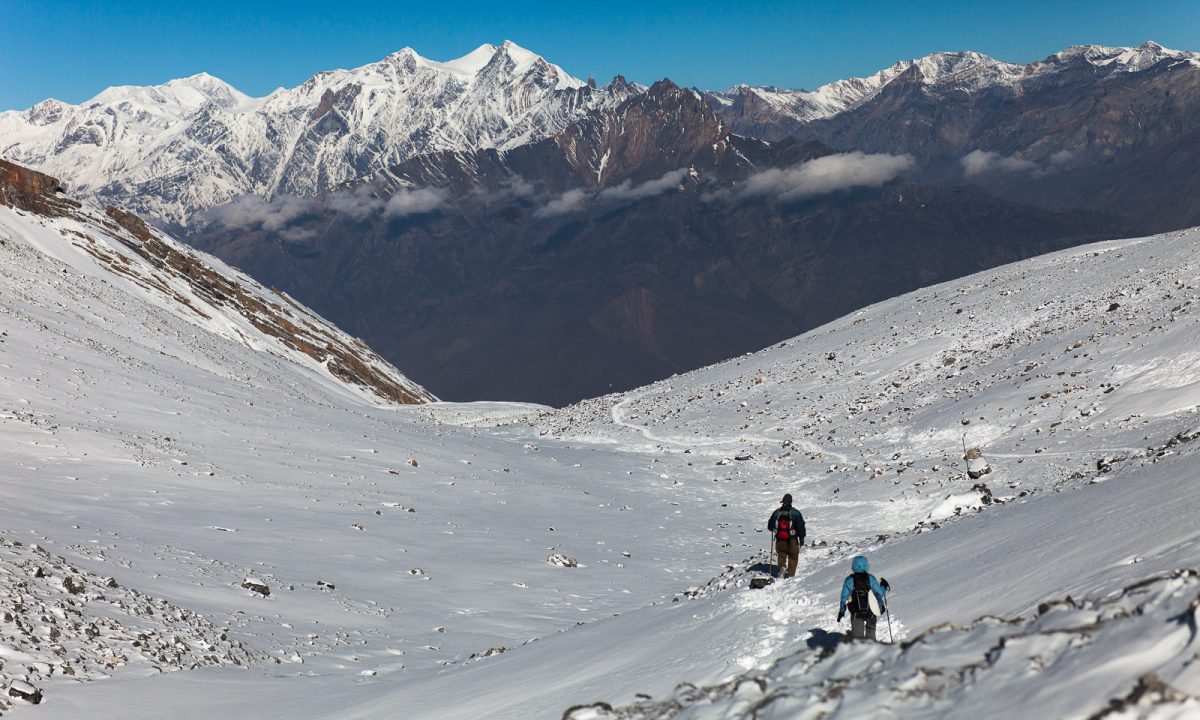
964, 447, 991, 479
478, 646, 506, 658
241, 578, 270, 596
7, 680, 42, 705
547, 553, 578, 568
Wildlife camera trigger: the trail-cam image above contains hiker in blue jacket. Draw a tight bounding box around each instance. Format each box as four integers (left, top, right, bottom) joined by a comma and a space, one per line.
837, 555, 890, 640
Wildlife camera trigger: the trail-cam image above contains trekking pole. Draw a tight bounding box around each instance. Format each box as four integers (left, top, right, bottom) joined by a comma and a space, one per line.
768, 535, 776, 578
886, 606, 894, 644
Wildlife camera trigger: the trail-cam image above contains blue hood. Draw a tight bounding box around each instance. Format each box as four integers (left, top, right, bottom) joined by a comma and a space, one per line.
852, 555, 869, 573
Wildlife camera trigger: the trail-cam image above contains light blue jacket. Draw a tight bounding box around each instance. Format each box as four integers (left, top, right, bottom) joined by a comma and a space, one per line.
839, 555, 887, 615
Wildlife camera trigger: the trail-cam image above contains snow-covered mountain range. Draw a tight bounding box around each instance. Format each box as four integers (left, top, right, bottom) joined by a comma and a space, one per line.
0, 42, 637, 225
2, 159, 1199, 717
707, 40, 1199, 136
4, 41, 1194, 228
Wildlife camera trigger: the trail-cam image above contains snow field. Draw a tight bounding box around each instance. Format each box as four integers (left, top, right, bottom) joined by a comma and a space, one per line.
2, 194, 1200, 717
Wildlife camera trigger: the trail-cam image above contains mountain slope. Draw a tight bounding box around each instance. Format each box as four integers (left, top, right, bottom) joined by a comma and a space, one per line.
0, 159, 433, 404
8, 215, 1199, 718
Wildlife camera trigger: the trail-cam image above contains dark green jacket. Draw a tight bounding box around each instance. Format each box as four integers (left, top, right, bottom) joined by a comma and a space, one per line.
768, 506, 806, 541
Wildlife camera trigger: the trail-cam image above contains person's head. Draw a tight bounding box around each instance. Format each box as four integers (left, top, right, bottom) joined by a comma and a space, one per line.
852, 555, 869, 573
781, 493, 792, 507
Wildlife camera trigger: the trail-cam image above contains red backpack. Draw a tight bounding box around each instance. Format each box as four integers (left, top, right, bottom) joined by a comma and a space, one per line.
776, 514, 794, 541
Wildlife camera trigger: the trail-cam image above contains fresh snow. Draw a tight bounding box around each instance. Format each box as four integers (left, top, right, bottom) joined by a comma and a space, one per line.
1, 192, 1200, 717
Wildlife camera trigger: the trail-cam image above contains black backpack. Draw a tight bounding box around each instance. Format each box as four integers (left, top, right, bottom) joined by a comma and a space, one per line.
848, 572, 876, 616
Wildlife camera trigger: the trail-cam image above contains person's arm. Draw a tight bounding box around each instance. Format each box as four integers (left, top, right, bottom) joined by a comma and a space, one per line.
838, 576, 852, 618
794, 510, 806, 542
767, 508, 778, 532
871, 575, 887, 610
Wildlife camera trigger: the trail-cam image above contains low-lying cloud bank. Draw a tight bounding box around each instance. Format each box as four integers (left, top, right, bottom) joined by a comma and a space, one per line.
204, 152, 916, 234
961, 149, 1073, 178
206, 185, 446, 238
705, 152, 914, 203
535, 168, 691, 218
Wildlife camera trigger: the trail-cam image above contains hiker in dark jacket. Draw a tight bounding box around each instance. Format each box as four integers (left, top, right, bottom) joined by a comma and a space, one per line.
767, 493, 805, 578
837, 555, 890, 640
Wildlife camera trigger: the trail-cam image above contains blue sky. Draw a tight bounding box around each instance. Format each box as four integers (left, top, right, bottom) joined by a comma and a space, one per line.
3, 0, 1197, 110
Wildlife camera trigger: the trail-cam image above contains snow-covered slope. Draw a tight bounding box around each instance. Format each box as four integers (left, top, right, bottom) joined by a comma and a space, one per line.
0, 42, 635, 225
0, 160, 432, 405
2, 153, 1199, 717
710, 40, 1198, 126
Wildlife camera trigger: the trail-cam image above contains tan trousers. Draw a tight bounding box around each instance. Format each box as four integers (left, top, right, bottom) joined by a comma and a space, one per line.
775, 537, 800, 577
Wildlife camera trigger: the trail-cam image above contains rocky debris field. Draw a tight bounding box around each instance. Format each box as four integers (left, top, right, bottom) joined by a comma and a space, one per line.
0, 534, 263, 714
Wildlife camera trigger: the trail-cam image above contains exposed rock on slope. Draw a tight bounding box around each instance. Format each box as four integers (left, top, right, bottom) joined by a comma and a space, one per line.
0, 534, 264, 714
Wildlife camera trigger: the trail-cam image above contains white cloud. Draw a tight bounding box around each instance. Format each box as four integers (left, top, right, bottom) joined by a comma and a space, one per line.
533, 168, 692, 218
383, 188, 446, 219
733, 152, 915, 202
1048, 150, 1074, 166
961, 150, 1040, 178
210, 195, 313, 232
326, 189, 385, 221
534, 188, 589, 218
597, 168, 690, 203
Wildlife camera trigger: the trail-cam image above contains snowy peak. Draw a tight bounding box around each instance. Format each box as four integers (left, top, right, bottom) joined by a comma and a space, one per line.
1, 42, 607, 224
1043, 40, 1198, 73
710, 41, 1189, 126
418, 43, 499, 79
87, 71, 252, 111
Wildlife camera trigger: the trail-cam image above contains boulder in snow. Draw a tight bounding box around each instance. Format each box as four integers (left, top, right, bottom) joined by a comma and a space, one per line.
242, 577, 270, 596
928, 484, 993, 521
7, 680, 42, 705
964, 447, 991, 479
547, 553, 578, 568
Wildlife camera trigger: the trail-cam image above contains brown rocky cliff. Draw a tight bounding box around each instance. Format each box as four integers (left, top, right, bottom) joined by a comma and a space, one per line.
554, 79, 731, 186
102, 207, 434, 405
0, 159, 79, 217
